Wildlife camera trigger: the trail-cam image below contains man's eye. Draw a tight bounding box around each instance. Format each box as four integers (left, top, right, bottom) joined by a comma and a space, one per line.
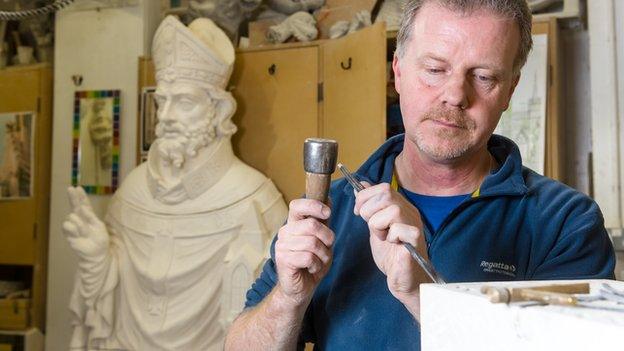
474, 74, 494, 82
427, 68, 444, 74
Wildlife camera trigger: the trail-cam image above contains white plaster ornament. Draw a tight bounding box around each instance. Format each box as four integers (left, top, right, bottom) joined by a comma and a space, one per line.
267, 11, 318, 44
62, 15, 288, 351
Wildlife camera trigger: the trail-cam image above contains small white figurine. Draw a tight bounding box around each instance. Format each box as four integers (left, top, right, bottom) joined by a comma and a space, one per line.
63, 15, 288, 351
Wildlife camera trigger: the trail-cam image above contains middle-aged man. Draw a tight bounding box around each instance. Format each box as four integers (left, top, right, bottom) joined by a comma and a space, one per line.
225, 0, 616, 350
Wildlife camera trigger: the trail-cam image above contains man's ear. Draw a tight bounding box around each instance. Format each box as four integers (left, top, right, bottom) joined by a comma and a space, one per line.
502, 73, 521, 111
392, 55, 402, 95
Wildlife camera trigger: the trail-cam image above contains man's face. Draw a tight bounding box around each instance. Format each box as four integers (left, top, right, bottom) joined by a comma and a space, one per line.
153, 81, 216, 167
393, 3, 521, 162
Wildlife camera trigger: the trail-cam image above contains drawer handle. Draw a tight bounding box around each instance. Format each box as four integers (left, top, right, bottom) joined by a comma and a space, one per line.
341, 57, 352, 70
268, 64, 277, 75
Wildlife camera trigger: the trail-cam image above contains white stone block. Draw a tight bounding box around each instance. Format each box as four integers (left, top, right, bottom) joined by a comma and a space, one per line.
421, 280, 624, 351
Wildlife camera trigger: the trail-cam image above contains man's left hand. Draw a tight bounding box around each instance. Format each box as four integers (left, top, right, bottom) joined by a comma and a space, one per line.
353, 182, 431, 311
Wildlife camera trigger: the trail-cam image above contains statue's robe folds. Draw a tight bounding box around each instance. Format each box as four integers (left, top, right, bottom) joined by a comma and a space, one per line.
69, 139, 287, 351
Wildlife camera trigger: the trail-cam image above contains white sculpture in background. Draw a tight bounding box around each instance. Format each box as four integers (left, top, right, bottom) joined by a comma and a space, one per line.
266, 11, 318, 43
62, 15, 288, 351
188, 0, 325, 41
189, 0, 263, 41
328, 10, 372, 39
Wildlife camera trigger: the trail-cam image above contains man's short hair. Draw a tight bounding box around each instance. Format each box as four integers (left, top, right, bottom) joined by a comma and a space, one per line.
395, 0, 533, 75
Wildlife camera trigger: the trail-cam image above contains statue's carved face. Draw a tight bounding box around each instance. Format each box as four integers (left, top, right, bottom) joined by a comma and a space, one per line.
153, 81, 217, 168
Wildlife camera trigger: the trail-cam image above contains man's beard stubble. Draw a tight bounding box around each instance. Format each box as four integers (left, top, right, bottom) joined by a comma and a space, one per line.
413, 106, 477, 161
154, 119, 216, 168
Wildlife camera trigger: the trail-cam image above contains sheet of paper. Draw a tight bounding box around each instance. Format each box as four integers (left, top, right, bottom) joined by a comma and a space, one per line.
495, 34, 548, 174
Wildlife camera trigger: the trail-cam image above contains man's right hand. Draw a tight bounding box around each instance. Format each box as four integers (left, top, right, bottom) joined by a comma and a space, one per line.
274, 198, 335, 307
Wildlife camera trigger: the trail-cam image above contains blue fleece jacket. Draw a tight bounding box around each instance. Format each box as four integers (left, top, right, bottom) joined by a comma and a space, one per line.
245, 134, 615, 351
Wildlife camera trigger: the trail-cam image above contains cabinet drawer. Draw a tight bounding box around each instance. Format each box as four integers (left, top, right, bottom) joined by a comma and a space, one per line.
0, 299, 29, 329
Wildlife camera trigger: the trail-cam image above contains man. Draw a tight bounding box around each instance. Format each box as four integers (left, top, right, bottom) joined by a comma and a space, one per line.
62, 16, 287, 350
225, 0, 615, 350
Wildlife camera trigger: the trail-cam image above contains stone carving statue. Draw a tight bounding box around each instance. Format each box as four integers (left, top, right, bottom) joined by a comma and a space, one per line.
62, 15, 288, 351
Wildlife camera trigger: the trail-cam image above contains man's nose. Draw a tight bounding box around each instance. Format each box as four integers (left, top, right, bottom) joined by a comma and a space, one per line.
442, 74, 470, 110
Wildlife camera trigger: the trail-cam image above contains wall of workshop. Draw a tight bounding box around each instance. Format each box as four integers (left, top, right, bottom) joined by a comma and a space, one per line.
561, 25, 623, 280
45, 1, 160, 350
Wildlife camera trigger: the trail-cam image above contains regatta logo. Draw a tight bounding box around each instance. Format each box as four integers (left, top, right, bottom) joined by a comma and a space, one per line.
480, 260, 516, 277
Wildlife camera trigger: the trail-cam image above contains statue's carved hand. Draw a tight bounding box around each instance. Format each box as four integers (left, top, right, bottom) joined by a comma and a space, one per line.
62, 186, 110, 261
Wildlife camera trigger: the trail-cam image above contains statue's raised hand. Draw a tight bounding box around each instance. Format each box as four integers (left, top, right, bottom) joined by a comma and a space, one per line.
62, 186, 110, 260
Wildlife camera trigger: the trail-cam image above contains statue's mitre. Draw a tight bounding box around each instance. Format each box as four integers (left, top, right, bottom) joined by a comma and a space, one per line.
152, 16, 234, 90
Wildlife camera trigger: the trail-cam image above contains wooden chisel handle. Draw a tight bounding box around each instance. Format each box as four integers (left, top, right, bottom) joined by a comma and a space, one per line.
517, 288, 578, 306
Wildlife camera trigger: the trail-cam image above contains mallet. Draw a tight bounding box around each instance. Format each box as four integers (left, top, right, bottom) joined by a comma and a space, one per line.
303, 138, 338, 203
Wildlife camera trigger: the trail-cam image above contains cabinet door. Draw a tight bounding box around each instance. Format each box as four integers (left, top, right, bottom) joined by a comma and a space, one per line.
231, 46, 319, 202
322, 22, 387, 176
0, 66, 41, 265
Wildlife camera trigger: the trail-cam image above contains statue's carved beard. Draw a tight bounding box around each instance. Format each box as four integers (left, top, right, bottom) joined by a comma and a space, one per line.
154, 120, 216, 168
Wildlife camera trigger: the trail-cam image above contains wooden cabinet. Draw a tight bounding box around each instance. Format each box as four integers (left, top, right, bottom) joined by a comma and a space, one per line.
231, 23, 386, 201
0, 63, 52, 331
231, 46, 320, 203
138, 22, 387, 202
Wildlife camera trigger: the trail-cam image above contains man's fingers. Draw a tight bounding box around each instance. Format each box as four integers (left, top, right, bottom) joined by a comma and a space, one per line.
287, 198, 331, 223
354, 182, 392, 216
387, 222, 421, 247
357, 191, 395, 222
367, 204, 401, 240
276, 234, 332, 264
278, 218, 335, 248
278, 250, 325, 275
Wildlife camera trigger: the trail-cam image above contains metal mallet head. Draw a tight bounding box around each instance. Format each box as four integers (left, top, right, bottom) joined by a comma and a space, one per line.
303, 138, 338, 203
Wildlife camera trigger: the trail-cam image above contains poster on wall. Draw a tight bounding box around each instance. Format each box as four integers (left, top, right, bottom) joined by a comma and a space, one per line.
72, 90, 120, 195
494, 34, 548, 174
139, 86, 158, 163
0, 112, 34, 200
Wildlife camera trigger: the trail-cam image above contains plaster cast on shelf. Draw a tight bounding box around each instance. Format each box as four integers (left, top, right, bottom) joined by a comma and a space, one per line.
62, 15, 288, 351
375, 0, 407, 31
328, 10, 371, 39
265, 0, 325, 15
329, 20, 349, 39
267, 11, 317, 43
189, 0, 263, 41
